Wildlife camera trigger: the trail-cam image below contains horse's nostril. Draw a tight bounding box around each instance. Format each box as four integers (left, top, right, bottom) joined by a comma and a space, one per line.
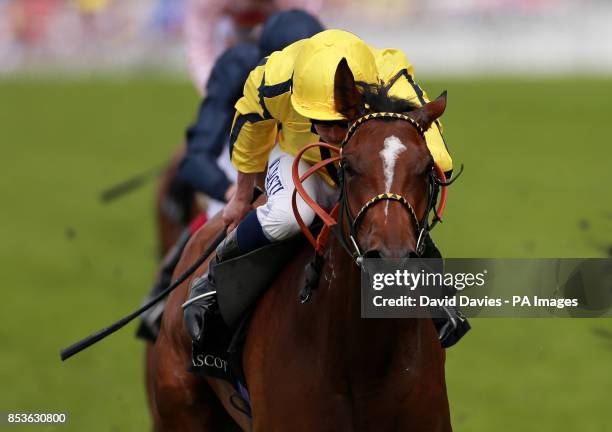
363, 249, 383, 259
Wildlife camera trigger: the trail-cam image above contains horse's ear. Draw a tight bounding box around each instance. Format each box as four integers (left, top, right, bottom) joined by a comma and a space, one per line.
409, 91, 447, 131
334, 58, 365, 121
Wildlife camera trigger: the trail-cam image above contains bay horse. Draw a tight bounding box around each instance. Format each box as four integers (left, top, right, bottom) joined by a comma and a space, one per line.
149, 60, 452, 431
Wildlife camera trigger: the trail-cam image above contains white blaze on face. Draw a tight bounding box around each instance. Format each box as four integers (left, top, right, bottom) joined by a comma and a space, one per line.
379, 135, 407, 216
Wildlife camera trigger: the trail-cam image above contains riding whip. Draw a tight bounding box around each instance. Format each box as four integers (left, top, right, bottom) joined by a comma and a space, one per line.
59, 227, 227, 361
100, 163, 167, 203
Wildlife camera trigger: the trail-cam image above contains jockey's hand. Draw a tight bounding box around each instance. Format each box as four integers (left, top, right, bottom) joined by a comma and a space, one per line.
223, 195, 251, 233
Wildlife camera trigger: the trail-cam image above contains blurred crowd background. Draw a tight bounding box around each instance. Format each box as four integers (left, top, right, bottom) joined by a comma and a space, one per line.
1, 0, 611, 77
2, 2, 611, 431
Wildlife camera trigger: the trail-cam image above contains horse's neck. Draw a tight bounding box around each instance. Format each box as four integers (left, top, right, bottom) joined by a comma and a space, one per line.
322, 239, 430, 383
312, 238, 451, 431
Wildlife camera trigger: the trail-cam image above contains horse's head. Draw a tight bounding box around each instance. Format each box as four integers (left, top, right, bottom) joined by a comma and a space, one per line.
333, 59, 447, 259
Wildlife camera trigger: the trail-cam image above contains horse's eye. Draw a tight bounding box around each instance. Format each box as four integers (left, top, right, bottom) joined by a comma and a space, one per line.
342, 159, 356, 177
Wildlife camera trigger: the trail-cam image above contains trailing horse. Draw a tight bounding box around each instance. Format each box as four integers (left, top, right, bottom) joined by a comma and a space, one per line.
155, 147, 204, 257
149, 60, 453, 431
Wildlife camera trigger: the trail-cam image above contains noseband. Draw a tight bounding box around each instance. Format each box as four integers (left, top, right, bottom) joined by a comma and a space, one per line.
291, 111, 455, 265
353, 192, 420, 235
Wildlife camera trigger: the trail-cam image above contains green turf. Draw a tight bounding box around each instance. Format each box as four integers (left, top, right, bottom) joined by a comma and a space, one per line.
1, 76, 610, 431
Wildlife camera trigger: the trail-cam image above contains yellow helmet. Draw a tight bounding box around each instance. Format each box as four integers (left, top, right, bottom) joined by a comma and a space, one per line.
291, 29, 378, 121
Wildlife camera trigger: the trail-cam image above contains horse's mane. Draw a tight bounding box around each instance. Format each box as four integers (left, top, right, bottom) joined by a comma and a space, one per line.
356, 80, 420, 115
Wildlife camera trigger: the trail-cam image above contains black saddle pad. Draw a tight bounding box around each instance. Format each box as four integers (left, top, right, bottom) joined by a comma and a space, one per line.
189, 312, 253, 416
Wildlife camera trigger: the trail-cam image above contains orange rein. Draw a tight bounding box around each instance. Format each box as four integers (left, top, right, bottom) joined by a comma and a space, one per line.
291, 143, 341, 254
291, 142, 449, 255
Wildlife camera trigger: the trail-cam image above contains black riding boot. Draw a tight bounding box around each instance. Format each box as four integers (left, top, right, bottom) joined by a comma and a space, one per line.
183, 228, 241, 343
136, 228, 192, 342
433, 303, 471, 348
422, 234, 471, 348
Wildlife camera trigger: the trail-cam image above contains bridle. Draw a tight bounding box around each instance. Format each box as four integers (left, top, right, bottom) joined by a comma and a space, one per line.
291, 111, 458, 266
337, 112, 450, 262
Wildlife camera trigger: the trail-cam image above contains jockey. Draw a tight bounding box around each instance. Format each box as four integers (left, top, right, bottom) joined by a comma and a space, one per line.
163, 10, 325, 227
183, 29, 470, 348
178, 9, 325, 218
136, 10, 324, 342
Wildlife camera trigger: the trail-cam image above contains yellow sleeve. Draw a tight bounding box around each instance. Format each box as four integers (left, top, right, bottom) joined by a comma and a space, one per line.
230, 63, 278, 173
375, 47, 453, 172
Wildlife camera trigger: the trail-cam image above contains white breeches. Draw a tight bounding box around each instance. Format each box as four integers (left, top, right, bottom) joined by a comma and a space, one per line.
256, 145, 337, 241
